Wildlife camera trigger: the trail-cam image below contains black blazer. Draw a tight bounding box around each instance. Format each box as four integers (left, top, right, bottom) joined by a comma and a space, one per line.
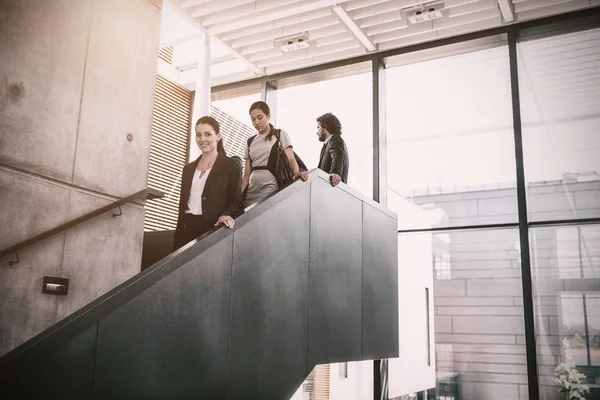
317, 134, 349, 184
175, 153, 242, 234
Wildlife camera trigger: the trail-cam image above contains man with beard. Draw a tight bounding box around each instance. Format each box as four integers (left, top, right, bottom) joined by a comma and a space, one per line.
316, 113, 349, 187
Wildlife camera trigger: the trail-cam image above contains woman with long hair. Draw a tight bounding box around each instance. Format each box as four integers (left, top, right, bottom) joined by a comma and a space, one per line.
242, 101, 308, 206
173, 116, 242, 250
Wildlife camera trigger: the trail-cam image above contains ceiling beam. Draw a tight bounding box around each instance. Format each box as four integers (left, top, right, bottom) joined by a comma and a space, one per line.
196, 0, 301, 24
230, 18, 342, 49
210, 71, 261, 87
444, 0, 482, 7
449, 0, 498, 17
186, 0, 252, 16
346, 0, 395, 12
497, 0, 515, 22
211, 38, 266, 76
351, 0, 409, 20
159, 33, 203, 48
237, 24, 346, 55
221, 8, 332, 42
366, 18, 408, 36
266, 46, 366, 74
207, 0, 353, 36
179, 0, 213, 9
257, 41, 362, 68
434, 8, 500, 30
359, 11, 403, 29
248, 32, 354, 62
332, 5, 377, 51
164, 1, 265, 76
211, 55, 237, 64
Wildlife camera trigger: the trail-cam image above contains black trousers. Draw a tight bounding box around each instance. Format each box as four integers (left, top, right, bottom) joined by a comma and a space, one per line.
172, 214, 214, 251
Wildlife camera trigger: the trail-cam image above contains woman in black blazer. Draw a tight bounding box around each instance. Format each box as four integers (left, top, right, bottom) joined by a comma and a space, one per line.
173, 116, 242, 251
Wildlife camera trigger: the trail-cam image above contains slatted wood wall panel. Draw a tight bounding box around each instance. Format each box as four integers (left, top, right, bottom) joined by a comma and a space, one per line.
313, 364, 330, 400
303, 364, 330, 400
144, 74, 191, 232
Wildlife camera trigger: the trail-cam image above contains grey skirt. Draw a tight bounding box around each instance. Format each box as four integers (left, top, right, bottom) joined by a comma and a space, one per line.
245, 169, 278, 206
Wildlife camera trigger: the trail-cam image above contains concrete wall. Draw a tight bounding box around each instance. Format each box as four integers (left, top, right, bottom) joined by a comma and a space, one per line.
407, 180, 600, 400
0, 0, 161, 356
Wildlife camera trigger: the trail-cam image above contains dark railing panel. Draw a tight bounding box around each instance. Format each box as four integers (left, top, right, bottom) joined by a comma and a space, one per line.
228, 184, 311, 400
308, 176, 363, 367
0, 170, 398, 399
2, 322, 98, 399
92, 235, 234, 399
362, 203, 400, 360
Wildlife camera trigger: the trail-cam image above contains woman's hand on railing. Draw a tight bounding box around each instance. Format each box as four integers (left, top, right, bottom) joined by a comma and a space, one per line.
294, 171, 308, 181
215, 215, 235, 228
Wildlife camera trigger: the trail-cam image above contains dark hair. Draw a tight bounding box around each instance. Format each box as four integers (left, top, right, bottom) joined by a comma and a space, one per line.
217, 139, 226, 155
249, 101, 277, 141
196, 116, 220, 134
195, 116, 226, 155
316, 113, 342, 136
249, 101, 270, 117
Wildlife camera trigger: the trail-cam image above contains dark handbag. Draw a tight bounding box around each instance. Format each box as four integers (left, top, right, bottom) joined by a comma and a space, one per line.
247, 128, 307, 189
273, 130, 294, 188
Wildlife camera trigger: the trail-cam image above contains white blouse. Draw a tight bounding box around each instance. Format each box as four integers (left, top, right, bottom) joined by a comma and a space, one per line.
186, 168, 211, 215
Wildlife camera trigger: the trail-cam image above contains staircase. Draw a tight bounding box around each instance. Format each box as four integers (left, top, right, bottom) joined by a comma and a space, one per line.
0, 169, 399, 399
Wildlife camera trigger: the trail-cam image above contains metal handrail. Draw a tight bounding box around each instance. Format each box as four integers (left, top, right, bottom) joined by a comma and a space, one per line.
0, 188, 164, 261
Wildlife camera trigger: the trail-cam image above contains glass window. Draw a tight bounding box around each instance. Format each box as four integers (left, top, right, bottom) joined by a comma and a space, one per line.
385, 39, 518, 230
518, 28, 600, 223
530, 224, 600, 399
212, 91, 261, 126
274, 69, 373, 199
396, 228, 528, 400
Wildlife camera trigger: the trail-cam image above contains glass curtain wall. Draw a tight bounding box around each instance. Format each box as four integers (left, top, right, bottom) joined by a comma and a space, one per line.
518, 27, 600, 223
273, 68, 373, 199
518, 25, 600, 400
529, 225, 600, 400
207, 10, 600, 400
386, 38, 528, 399
385, 38, 518, 231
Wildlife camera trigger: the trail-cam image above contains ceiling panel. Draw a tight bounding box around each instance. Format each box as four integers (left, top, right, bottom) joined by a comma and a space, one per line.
221, 8, 333, 41
162, 0, 599, 87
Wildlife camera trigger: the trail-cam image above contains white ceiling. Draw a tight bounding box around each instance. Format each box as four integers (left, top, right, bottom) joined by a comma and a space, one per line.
159, 0, 600, 88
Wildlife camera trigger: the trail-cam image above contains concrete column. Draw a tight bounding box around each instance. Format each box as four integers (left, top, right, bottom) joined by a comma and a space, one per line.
189, 32, 211, 162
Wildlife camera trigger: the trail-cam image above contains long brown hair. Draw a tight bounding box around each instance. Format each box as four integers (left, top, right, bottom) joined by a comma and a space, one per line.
196, 116, 227, 155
